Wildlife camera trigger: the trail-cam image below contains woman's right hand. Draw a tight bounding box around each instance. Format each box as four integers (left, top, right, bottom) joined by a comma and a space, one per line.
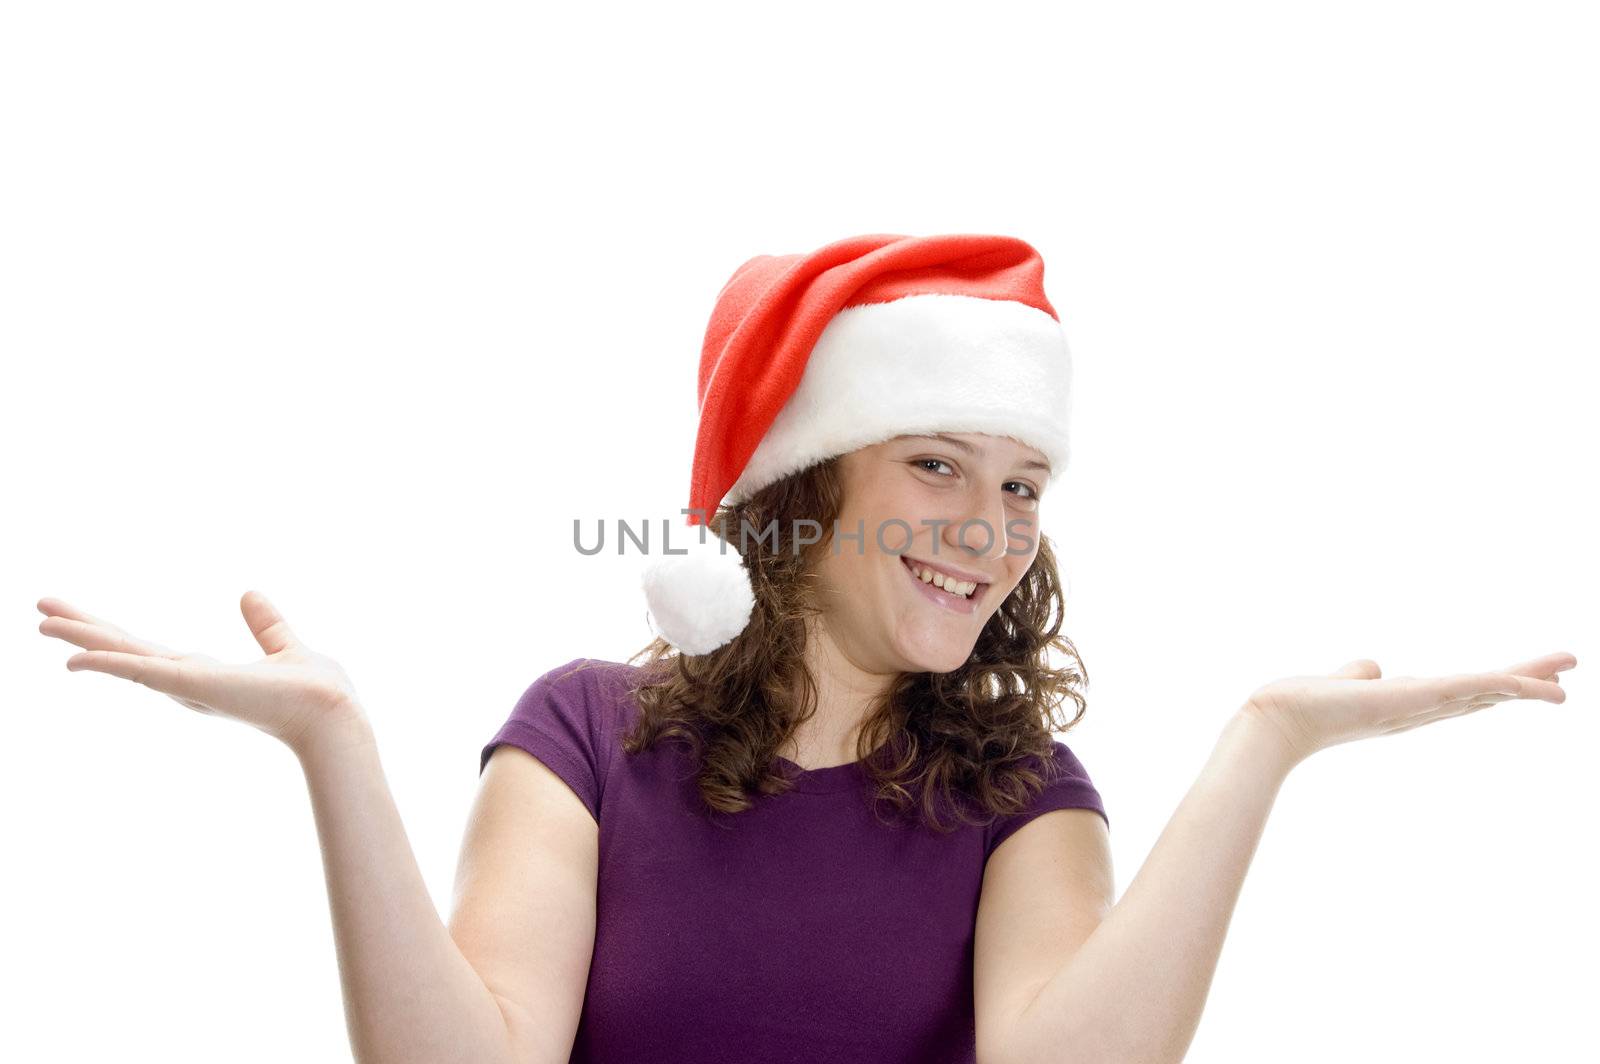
37, 589, 366, 755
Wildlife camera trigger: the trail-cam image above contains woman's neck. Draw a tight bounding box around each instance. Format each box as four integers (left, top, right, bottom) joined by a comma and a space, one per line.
778, 619, 895, 770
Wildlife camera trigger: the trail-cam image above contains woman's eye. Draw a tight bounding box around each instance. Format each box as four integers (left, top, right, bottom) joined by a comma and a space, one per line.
916, 460, 1039, 503
1006, 481, 1041, 502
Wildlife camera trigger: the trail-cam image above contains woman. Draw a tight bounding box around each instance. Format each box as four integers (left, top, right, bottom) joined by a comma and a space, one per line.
37, 233, 1575, 1064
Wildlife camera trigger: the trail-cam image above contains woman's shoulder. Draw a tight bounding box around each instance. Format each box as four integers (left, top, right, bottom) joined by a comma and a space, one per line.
479, 656, 654, 803
1040, 735, 1095, 782
523, 656, 654, 733
980, 735, 1108, 858
529, 655, 651, 690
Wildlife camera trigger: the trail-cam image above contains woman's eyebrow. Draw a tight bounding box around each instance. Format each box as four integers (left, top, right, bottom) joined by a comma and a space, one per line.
911, 433, 1051, 474
912, 432, 977, 454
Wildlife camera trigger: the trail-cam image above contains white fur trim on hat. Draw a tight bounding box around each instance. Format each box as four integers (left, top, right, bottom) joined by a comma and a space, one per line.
640, 527, 756, 656
720, 291, 1073, 509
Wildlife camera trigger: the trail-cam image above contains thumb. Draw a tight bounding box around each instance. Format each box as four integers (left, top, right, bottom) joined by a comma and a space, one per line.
1332, 658, 1382, 680
240, 590, 302, 656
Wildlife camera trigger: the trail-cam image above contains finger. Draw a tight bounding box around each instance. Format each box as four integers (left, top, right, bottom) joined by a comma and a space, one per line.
1425, 671, 1566, 705
240, 590, 301, 656
39, 615, 181, 659
1333, 659, 1382, 680
1498, 651, 1579, 682
35, 598, 182, 656
37, 597, 115, 626
1480, 671, 1568, 704
65, 649, 219, 704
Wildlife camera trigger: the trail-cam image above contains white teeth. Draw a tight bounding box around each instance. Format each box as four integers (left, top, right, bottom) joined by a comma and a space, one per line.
910, 563, 976, 598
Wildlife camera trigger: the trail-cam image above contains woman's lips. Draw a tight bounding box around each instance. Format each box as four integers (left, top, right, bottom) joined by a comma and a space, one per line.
901, 555, 986, 615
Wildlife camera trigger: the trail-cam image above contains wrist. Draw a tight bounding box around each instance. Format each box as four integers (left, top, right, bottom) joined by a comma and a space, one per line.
287, 700, 375, 763
1228, 703, 1312, 779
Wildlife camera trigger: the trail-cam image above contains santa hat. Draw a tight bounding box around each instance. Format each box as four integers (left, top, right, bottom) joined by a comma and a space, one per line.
641, 232, 1075, 656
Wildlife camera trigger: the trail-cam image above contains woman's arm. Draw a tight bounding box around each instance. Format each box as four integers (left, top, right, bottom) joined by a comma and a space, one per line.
40, 591, 592, 1064
1000, 707, 1298, 1064
294, 712, 521, 1064
999, 652, 1569, 1064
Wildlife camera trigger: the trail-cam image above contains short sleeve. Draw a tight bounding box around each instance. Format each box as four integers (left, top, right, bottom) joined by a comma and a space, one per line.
479, 657, 609, 821
984, 740, 1108, 860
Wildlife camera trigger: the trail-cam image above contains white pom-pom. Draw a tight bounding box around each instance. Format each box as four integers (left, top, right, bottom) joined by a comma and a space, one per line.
640, 529, 756, 656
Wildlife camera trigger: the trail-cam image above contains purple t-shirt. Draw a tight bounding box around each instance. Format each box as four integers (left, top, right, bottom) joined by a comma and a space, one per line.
479, 657, 1109, 1064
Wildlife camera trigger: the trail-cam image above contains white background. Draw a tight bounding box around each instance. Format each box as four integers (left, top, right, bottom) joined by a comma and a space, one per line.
4, 2, 1594, 1061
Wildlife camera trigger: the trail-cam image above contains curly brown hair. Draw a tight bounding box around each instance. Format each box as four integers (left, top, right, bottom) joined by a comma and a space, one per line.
620, 454, 1090, 834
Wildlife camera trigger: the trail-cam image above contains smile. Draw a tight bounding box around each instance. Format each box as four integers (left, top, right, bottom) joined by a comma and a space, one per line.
901, 555, 989, 615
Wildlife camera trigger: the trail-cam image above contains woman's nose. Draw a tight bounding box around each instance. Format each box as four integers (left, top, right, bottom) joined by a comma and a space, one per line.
939, 491, 1010, 564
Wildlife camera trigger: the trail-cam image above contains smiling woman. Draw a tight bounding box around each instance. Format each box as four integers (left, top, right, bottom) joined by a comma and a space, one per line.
37, 231, 1572, 1064
466, 233, 1117, 1063
624, 432, 1092, 825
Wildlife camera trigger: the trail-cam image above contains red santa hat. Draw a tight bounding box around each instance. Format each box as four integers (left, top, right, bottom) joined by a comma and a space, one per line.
642, 232, 1075, 656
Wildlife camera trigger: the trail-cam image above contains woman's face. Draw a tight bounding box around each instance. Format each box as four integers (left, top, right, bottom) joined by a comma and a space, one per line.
813, 432, 1049, 674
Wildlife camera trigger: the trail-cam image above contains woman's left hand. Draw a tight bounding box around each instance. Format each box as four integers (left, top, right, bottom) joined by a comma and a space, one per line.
1242, 651, 1577, 767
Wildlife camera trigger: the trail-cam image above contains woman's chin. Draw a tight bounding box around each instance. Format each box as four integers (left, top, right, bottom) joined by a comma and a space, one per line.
894, 630, 978, 674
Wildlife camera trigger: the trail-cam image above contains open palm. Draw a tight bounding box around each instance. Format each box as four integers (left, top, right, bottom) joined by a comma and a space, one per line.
37, 590, 362, 753
1244, 651, 1576, 766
